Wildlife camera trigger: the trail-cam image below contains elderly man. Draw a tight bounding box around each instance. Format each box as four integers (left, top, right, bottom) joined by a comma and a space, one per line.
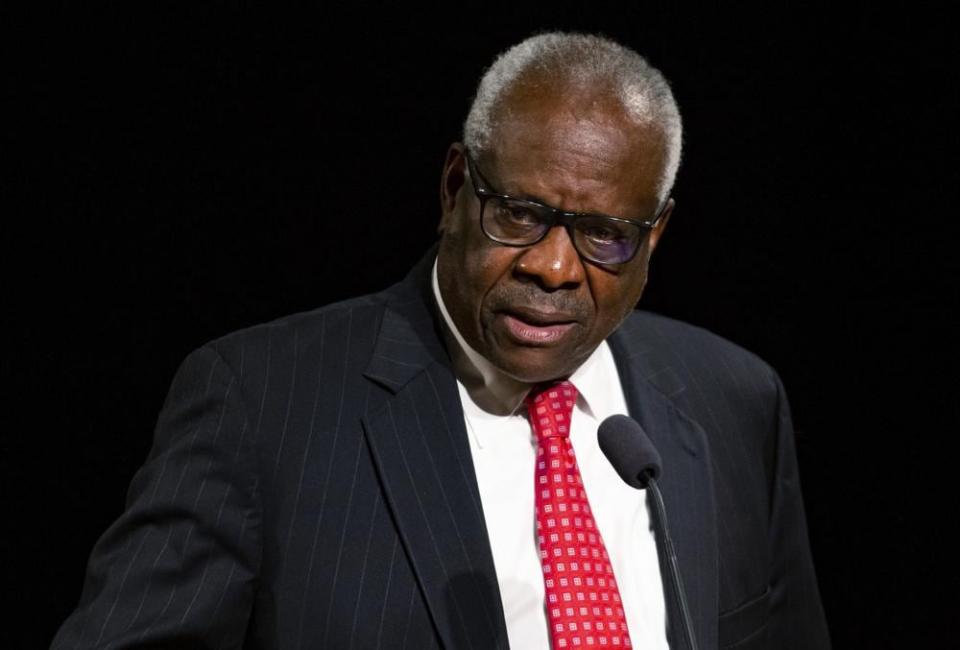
54, 33, 829, 649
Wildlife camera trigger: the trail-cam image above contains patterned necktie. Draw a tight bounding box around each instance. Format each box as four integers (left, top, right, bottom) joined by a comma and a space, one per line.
526, 381, 633, 649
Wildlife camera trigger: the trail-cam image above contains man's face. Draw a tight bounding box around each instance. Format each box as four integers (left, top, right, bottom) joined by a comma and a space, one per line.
437, 90, 673, 384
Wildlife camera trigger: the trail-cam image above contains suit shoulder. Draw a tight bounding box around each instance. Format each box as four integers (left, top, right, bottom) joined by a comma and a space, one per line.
618, 311, 789, 483
620, 310, 781, 400
185, 290, 391, 379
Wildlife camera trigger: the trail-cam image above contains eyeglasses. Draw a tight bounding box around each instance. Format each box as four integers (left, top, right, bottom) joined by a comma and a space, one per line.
464, 150, 669, 265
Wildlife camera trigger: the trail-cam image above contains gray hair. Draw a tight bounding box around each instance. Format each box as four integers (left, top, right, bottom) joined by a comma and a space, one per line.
463, 32, 683, 202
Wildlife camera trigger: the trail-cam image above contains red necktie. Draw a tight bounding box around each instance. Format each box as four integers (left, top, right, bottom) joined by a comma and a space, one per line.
527, 381, 633, 649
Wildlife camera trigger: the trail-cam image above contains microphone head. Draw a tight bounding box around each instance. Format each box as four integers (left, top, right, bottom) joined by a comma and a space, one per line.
598, 414, 662, 489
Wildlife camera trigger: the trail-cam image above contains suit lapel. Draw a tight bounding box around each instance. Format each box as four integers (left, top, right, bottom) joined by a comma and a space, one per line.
362, 256, 510, 650
610, 318, 719, 650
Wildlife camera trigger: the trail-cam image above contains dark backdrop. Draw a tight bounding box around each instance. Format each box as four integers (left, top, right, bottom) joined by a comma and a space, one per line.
4, 4, 957, 648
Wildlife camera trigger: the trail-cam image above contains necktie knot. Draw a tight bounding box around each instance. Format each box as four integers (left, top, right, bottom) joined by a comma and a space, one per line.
525, 380, 578, 442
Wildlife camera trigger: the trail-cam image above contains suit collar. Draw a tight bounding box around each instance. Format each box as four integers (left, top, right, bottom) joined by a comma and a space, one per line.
363, 247, 450, 393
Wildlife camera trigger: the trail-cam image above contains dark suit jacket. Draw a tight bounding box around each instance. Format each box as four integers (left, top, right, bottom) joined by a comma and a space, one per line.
53, 250, 830, 649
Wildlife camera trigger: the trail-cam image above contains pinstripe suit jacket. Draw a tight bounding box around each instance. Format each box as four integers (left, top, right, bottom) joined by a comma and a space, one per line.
53, 249, 829, 649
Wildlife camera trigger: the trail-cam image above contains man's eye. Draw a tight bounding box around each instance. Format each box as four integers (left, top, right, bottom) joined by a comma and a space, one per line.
583, 225, 621, 243
500, 205, 540, 225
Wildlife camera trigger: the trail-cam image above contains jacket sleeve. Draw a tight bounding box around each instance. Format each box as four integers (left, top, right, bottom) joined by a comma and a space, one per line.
51, 345, 262, 649
765, 372, 831, 649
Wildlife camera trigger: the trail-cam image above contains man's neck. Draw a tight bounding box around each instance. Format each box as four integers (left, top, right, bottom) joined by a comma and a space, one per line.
432, 258, 531, 415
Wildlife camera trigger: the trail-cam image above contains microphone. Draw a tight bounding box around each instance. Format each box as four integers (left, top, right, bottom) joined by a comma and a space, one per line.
598, 415, 699, 650
597, 414, 661, 488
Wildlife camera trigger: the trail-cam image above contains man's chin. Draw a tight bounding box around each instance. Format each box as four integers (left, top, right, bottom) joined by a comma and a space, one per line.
487, 344, 588, 385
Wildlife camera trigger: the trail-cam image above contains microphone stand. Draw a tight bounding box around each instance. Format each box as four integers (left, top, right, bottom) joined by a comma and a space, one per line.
645, 474, 699, 650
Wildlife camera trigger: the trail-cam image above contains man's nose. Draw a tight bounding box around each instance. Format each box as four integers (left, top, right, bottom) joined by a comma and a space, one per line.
513, 225, 586, 290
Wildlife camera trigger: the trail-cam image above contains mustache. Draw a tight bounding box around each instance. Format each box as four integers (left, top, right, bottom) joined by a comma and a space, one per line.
486, 284, 592, 320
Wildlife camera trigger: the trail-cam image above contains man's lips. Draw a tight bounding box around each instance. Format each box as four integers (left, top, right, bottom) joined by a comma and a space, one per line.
495, 307, 578, 345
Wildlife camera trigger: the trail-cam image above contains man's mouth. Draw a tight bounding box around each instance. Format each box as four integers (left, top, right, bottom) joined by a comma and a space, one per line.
496, 307, 578, 346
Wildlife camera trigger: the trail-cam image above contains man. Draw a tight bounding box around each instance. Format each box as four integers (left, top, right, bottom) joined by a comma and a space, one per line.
54, 33, 829, 649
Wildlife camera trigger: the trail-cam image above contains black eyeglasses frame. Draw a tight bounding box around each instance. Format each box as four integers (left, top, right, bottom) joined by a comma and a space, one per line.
463, 149, 670, 265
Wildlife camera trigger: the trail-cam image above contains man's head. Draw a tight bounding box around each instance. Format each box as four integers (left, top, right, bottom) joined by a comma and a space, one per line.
437, 32, 682, 384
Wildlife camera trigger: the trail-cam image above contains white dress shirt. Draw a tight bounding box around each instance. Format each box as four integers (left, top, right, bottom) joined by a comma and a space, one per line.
432, 260, 669, 650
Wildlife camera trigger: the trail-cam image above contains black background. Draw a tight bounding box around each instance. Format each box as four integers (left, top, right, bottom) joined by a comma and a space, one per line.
3, 4, 958, 648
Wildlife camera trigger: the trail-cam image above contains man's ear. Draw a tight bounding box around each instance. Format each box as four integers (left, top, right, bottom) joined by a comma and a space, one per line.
646, 197, 674, 253
438, 142, 467, 235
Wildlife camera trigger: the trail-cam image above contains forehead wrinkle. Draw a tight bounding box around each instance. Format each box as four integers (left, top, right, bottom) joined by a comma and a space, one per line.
491, 122, 657, 218
494, 114, 623, 177
504, 100, 627, 161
